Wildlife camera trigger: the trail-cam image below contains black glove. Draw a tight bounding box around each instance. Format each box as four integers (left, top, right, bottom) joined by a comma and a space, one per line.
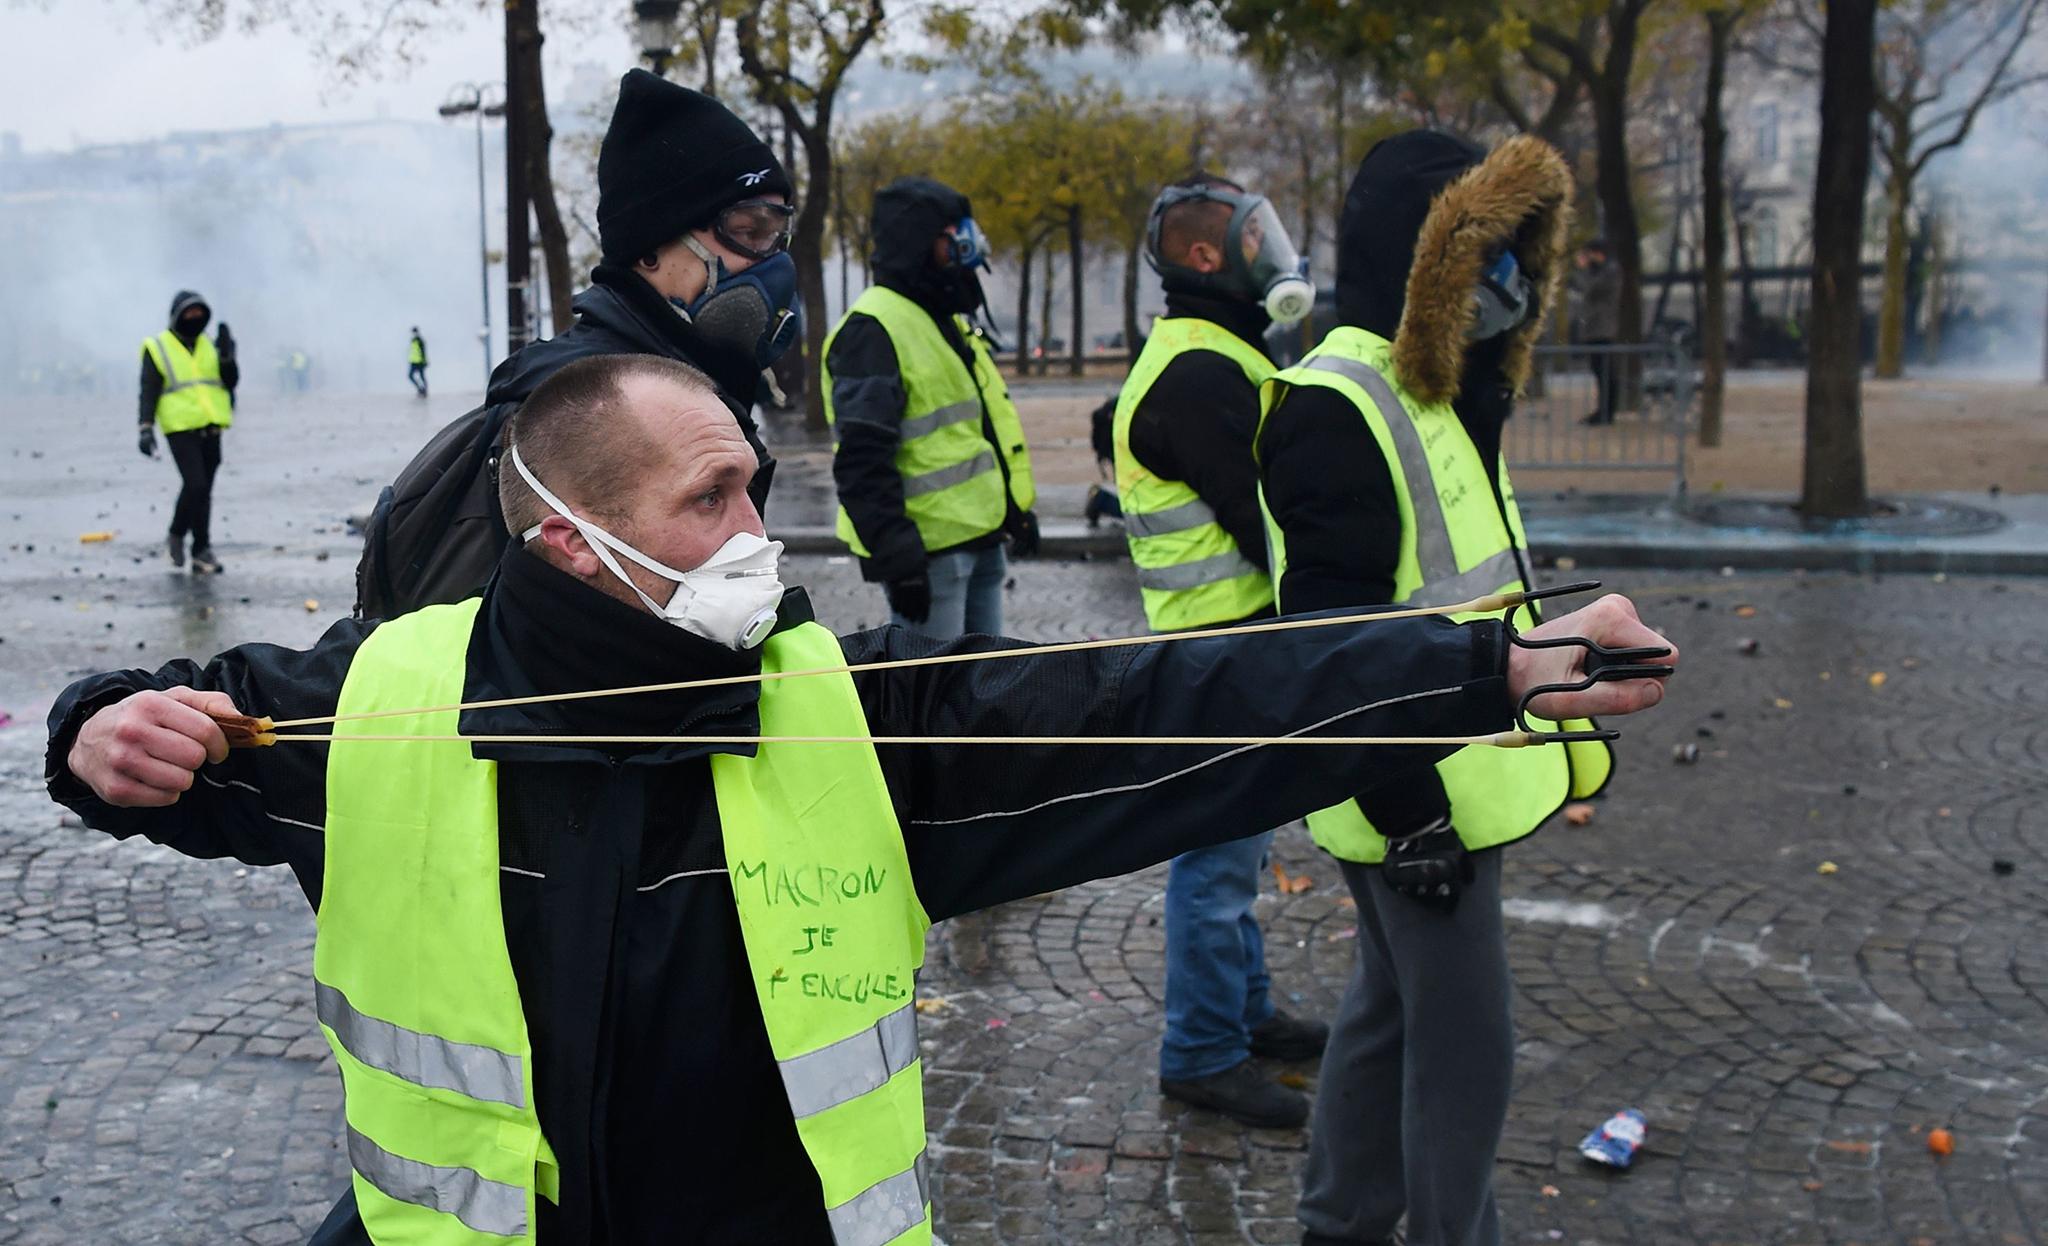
883, 572, 932, 624
1006, 509, 1042, 559
1380, 819, 1472, 911
137, 425, 157, 458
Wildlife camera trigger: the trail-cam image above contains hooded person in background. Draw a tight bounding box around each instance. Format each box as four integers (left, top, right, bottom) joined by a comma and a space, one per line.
823, 176, 1039, 638
1258, 131, 1609, 1246
139, 290, 238, 575
407, 326, 429, 397
1112, 173, 1329, 1129
354, 68, 801, 620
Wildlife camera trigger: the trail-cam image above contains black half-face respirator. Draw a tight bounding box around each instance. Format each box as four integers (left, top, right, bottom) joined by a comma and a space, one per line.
1144, 186, 1315, 325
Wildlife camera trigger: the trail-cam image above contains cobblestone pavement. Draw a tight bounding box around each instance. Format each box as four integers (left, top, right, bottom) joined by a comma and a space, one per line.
3, 542, 2046, 1243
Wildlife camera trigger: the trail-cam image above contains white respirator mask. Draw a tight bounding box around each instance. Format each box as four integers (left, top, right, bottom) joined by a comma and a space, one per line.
510, 444, 784, 650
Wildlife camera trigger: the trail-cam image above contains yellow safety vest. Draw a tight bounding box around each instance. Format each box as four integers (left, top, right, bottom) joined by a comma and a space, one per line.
140, 331, 231, 433
1111, 318, 1276, 632
1258, 326, 1613, 864
318, 599, 933, 1244
823, 285, 1036, 557
409, 338, 427, 366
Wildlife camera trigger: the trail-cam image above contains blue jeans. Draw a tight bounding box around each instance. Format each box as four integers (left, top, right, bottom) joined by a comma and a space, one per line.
891, 544, 1006, 639
1160, 830, 1276, 1080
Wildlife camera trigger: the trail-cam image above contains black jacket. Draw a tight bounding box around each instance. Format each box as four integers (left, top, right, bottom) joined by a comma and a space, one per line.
47, 545, 1511, 1245
1123, 290, 1276, 601
353, 267, 776, 618
139, 290, 239, 427
1256, 131, 1537, 837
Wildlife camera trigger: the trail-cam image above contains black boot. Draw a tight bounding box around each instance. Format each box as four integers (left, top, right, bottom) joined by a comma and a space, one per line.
1160, 1058, 1308, 1129
1250, 1009, 1330, 1061
165, 533, 185, 567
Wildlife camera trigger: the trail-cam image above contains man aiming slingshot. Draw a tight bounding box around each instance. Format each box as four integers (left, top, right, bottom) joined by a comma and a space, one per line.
47, 353, 1675, 1246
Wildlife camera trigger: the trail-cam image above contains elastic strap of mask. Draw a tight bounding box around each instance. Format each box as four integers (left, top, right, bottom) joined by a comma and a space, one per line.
507, 444, 686, 615
680, 235, 724, 317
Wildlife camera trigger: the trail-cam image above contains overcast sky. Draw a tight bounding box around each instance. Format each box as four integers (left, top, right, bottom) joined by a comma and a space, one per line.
0, 0, 630, 152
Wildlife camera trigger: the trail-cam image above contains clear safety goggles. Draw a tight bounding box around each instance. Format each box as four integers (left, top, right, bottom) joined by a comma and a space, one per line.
713, 198, 797, 261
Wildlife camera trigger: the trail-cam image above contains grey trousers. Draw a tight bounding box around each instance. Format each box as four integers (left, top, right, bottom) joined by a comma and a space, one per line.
1298, 851, 1513, 1246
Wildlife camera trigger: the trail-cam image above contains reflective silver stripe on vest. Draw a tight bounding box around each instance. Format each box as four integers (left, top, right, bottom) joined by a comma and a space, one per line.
899, 398, 982, 442
1125, 496, 1221, 539
317, 981, 526, 1109
1303, 354, 1460, 585
154, 334, 226, 393
825, 1150, 930, 1246
1136, 548, 1263, 592
1403, 546, 1524, 609
903, 448, 996, 498
348, 1125, 527, 1239
779, 1001, 918, 1119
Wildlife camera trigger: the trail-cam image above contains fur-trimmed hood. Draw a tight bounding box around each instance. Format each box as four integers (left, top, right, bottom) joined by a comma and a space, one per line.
1335, 131, 1573, 404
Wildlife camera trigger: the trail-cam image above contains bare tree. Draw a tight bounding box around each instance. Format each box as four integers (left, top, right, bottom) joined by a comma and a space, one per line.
727, 0, 888, 429
1801, 0, 1877, 517
1756, 0, 2048, 377
1698, 3, 1754, 446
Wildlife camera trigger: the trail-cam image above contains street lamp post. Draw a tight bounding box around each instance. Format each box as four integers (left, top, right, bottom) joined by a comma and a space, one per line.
438, 83, 507, 390
634, 1, 682, 75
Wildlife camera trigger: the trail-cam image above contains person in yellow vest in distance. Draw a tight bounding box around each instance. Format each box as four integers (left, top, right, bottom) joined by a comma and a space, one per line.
50, 352, 1676, 1246
1113, 173, 1329, 1130
407, 327, 429, 397
1258, 131, 1611, 1246
824, 176, 1038, 638
139, 290, 237, 575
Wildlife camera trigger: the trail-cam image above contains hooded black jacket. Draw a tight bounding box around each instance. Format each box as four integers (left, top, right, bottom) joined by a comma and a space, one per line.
1255, 131, 1535, 836
353, 266, 776, 618
1122, 288, 1277, 604
138, 290, 239, 428
48, 545, 1510, 1245
828, 178, 1016, 583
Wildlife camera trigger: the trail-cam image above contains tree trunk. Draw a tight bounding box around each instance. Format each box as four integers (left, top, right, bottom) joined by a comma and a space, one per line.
1875, 160, 1910, 379
1015, 239, 1035, 377
1590, 19, 1644, 365
1801, 0, 1877, 519
1067, 205, 1085, 377
1038, 248, 1054, 377
1122, 228, 1143, 363
515, 17, 574, 335
793, 129, 833, 429
1732, 210, 1759, 366
1331, 65, 1348, 237
1699, 10, 1734, 447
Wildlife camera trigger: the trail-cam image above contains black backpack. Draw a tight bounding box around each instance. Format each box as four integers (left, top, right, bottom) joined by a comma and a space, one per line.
354, 400, 516, 620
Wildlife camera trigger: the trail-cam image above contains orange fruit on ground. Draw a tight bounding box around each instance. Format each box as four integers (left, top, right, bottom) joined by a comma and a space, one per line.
1926, 1128, 1955, 1156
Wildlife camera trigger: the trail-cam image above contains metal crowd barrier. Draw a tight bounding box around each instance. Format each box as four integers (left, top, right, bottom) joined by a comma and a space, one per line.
1508, 343, 1696, 495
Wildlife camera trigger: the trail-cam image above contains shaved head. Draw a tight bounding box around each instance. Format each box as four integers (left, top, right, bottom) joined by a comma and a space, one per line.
500, 352, 764, 610
498, 354, 722, 537
1157, 172, 1242, 269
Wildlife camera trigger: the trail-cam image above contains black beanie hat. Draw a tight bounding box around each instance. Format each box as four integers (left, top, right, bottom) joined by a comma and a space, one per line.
597, 69, 793, 264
